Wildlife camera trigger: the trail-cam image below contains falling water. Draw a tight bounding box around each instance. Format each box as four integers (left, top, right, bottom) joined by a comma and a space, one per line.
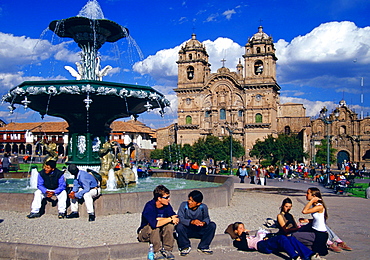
77, 0, 105, 19
106, 168, 117, 190
132, 164, 138, 182
29, 168, 39, 189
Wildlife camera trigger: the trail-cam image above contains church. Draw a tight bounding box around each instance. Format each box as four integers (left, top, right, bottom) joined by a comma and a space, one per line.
157, 26, 370, 168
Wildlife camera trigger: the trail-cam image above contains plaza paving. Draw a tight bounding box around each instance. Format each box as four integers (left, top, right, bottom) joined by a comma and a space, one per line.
1, 176, 369, 260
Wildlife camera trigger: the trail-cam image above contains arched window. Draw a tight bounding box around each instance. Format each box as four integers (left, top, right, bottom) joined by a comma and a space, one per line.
340, 125, 346, 135
256, 47, 261, 53
220, 109, 226, 120
189, 54, 192, 60
254, 60, 263, 75
255, 113, 262, 123
238, 110, 243, 117
285, 126, 291, 135
205, 110, 211, 118
187, 66, 194, 80
186, 115, 192, 124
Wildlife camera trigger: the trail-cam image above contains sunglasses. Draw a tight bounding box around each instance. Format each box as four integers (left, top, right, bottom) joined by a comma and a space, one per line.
161, 195, 170, 199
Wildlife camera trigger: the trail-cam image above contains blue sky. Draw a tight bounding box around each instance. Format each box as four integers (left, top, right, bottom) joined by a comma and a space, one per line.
0, 0, 369, 129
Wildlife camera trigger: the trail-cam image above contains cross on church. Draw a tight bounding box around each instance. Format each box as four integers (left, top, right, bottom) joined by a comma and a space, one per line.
221, 58, 226, 67
259, 19, 263, 26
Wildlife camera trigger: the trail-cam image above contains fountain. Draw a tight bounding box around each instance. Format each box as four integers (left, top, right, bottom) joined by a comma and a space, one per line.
1, 0, 169, 187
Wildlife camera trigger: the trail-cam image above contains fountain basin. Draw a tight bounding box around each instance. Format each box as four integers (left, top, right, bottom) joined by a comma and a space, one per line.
0, 172, 234, 217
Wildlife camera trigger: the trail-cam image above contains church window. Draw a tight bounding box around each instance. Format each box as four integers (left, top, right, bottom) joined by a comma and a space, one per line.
205, 110, 211, 118
285, 126, 291, 135
187, 66, 194, 80
238, 110, 243, 117
255, 113, 262, 123
186, 115, 192, 124
220, 109, 226, 120
339, 125, 346, 135
189, 54, 192, 60
254, 60, 263, 75
256, 47, 261, 53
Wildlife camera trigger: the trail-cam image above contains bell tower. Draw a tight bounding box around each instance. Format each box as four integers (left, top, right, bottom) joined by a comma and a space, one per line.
243, 26, 277, 84
176, 33, 211, 89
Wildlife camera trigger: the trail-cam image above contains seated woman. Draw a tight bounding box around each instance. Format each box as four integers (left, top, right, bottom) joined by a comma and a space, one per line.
277, 196, 352, 253
227, 222, 325, 260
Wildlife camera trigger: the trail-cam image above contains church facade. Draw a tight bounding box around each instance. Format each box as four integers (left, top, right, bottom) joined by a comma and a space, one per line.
167, 26, 370, 168
174, 26, 311, 161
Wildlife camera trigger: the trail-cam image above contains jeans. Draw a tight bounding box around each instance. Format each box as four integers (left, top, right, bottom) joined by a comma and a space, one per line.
176, 221, 216, 250
257, 235, 313, 260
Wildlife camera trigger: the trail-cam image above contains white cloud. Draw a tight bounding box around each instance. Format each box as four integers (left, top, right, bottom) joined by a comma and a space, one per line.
222, 9, 236, 20
205, 13, 219, 22
276, 21, 370, 64
133, 37, 244, 90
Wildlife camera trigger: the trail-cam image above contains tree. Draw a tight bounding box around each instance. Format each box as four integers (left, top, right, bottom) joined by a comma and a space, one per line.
150, 149, 163, 160
315, 139, 337, 166
221, 136, 245, 163
181, 143, 193, 162
163, 144, 182, 163
249, 134, 307, 165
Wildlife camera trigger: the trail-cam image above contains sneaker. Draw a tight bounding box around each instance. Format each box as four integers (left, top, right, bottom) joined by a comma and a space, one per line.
66, 212, 79, 219
337, 242, 352, 251
311, 253, 326, 260
58, 213, 65, 219
26, 212, 40, 219
197, 248, 213, 255
179, 247, 191, 256
154, 251, 165, 260
161, 250, 175, 260
88, 214, 95, 222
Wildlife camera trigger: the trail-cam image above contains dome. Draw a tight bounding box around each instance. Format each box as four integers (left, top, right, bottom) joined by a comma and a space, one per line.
249, 26, 272, 43
185, 33, 203, 48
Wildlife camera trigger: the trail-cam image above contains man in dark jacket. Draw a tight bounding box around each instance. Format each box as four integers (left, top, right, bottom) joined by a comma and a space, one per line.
27, 160, 66, 219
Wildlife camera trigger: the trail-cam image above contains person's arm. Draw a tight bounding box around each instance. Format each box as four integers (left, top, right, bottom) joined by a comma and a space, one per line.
74, 174, 92, 199
277, 214, 299, 234
54, 174, 66, 195
37, 173, 47, 194
177, 202, 191, 226
156, 215, 178, 227
302, 197, 324, 214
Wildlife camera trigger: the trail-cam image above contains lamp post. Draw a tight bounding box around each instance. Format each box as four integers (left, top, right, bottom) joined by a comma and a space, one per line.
225, 126, 234, 175
319, 106, 339, 184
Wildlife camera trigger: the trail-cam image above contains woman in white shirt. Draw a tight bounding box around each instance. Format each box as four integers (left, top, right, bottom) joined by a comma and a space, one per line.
292, 188, 328, 257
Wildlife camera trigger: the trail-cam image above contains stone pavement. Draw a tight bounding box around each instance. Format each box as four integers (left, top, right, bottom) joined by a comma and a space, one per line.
2, 177, 369, 260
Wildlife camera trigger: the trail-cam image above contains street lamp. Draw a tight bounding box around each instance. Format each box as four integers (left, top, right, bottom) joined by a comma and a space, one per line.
319, 106, 339, 183
225, 126, 234, 175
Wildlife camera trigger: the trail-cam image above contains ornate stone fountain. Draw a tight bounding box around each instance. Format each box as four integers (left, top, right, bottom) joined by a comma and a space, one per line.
1, 0, 169, 187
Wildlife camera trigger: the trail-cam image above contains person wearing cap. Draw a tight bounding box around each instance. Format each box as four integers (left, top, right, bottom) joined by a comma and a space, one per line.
197, 162, 208, 175
27, 160, 67, 219
66, 164, 101, 221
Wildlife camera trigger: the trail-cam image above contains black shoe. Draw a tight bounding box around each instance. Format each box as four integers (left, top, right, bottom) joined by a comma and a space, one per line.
66, 212, 79, 219
88, 214, 95, 222
27, 212, 40, 219
58, 213, 65, 219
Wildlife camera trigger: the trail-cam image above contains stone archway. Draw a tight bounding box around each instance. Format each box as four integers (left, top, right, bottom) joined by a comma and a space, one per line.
337, 150, 350, 169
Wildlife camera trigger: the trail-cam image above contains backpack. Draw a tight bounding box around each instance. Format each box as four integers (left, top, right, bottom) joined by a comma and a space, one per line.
87, 169, 102, 187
